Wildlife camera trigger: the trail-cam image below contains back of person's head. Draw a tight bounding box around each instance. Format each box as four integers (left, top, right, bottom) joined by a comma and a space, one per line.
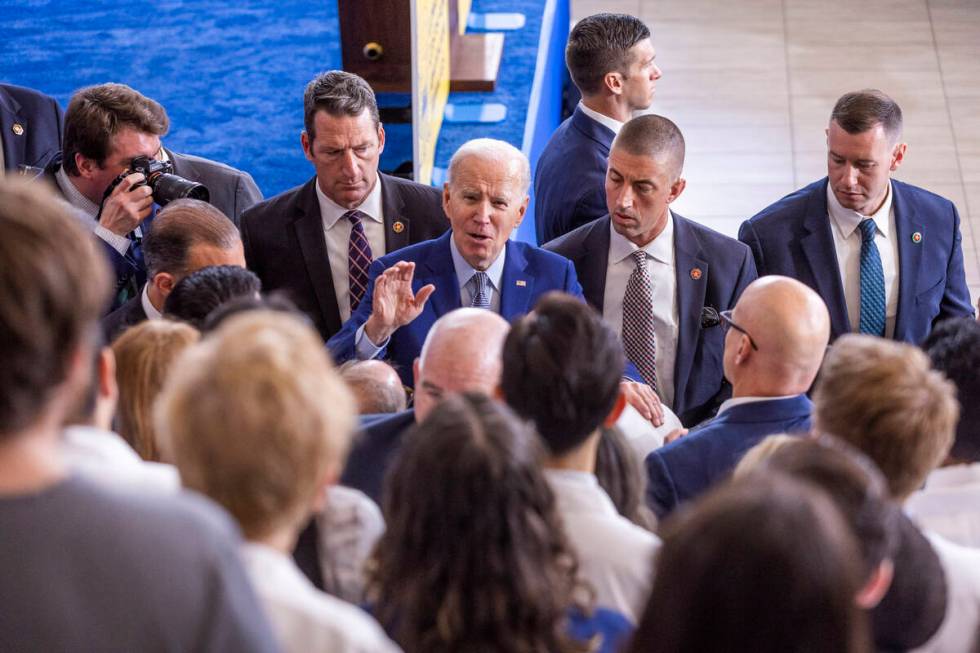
629, 474, 871, 653
613, 114, 686, 179
200, 291, 307, 334
304, 70, 380, 138
163, 265, 261, 330
502, 292, 624, 456
923, 317, 980, 463
595, 426, 657, 531
831, 89, 903, 142
814, 334, 959, 500
0, 178, 111, 437
565, 13, 650, 96
111, 320, 199, 461
142, 199, 242, 280
63, 83, 169, 176
340, 360, 407, 415
370, 392, 588, 653
157, 311, 356, 541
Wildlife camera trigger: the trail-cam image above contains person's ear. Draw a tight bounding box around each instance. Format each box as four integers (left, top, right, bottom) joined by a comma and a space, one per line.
153, 272, 177, 298
604, 71, 624, 97
301, 131, 313, 162
412, 358, 421, 388
603, 393, 627, 427
890, 142, 908, 172
667, 177, 687, 204
97, 347, 118, 403
856, 559, 894, 609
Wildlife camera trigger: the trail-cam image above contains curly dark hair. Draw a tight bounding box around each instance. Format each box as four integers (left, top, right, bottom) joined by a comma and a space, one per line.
368, 393, 593, 653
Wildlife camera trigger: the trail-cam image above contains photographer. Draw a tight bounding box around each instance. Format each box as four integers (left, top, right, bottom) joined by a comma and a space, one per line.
44, 83, 261, 308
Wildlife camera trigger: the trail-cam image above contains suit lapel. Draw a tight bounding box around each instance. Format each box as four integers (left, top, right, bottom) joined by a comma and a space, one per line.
292, 179, 342, 336
379, 173, 412, 254
0, 90, 26, 170
800, 180, 850, 338
577, 218, 612, 311
418, 232, 462, 316
672, 214, 709, 400
500, 240, 535, 319
891, 182, 923, 341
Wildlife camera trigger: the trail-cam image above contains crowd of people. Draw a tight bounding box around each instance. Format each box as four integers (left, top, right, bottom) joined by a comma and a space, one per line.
1, 10, 979, 653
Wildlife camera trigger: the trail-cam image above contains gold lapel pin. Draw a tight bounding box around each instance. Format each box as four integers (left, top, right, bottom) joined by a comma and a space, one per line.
516, 280, 526, 287
11, 123, 24, 136
690, 267, 702, 280
392, 220, 405, 234
912, 232, 922, 244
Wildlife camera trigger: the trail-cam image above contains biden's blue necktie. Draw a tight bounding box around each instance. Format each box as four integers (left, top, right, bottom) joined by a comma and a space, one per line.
858, 218, 886, 336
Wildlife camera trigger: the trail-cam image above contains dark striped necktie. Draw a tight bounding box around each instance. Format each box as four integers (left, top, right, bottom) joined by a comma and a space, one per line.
345, 210, 374, 311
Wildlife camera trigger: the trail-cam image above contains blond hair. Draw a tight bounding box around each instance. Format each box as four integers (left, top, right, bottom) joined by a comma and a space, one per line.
733, 434, 800, 479
156, 311, 356, 540
813, 334, 958, 500
111, 320, 200, 461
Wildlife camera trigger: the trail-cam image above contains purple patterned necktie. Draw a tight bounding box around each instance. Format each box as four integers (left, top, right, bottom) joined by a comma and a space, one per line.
345, 210, 373, 311
622, 250, 658, 391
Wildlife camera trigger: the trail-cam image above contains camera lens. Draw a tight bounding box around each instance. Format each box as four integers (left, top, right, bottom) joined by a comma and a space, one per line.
150, 173, 210, 206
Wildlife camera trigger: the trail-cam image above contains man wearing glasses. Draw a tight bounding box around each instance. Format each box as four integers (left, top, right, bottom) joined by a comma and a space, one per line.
544, 114, 756, 427
644, 275, 831, 518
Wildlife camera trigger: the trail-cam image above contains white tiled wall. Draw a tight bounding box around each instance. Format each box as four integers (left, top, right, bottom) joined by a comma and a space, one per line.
572, 0, 980, 306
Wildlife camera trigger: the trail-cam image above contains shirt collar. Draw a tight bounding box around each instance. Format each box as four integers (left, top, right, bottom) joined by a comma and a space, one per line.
608, 210, 675, 266
316, 175, 384, 229
449, 233, 507, 292
141, 283, 163, 320
578, 101, 624, 136
717, 394, 801, 415
827, 180, 893, 239
55, 166, 100, 221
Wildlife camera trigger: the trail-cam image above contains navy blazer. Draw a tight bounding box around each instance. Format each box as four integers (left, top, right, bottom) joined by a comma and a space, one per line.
645, 394, 813, 517
327, 231, 585, 387
534, 106, 614, 245
340, 409, 416, 505
0, 83, 62, 172
242, 174, 449, 342
544, 214, 758, 427
101, 293, 148, 343
739, 178, 974, 343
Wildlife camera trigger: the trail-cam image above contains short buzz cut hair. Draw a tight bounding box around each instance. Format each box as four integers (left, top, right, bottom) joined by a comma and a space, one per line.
502, 292, 624, 456
142, 199, 241, 279
565, 13, 651, 96
613, 114, 686, 179
0, 178, 111, 436
813, 335, 959, 500
447, 138, 532, 196
830, 89, 903, 143
157, 311, 357, 540
304, 70, 380, 141
923, 318, 980, 462
63, 83, 169, 176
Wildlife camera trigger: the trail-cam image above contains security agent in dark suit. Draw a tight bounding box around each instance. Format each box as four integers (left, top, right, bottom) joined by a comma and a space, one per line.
739, 89, 974, 344
644, 276, 831, 517
545, 115, 758, 427
0, 83, 63, 173
241, 71, 448, 342
534, 13, 661, 245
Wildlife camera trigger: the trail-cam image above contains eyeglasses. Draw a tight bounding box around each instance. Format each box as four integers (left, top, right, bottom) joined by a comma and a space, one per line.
719, 310, 759, 351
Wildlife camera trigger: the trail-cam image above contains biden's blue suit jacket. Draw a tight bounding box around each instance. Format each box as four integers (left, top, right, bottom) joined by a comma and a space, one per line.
534, 106, 614, 245
544, 214, 758, 427
645, 394, 814, 518
739, 178, 974, 343
327, 230, 584, 387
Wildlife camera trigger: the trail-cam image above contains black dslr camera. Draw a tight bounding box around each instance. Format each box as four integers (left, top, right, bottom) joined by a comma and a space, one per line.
102, 155, 209, 207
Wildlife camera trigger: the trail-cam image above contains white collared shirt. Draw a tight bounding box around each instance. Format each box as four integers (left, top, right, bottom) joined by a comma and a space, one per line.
716, 394, 801, 416
61, 425, 180, 492
826, 182, 899, 338
578, 101, 624, 136
545, 469, 660, 623
603, 213, 678, 407
906, 463, 980, 549
55, 165, 135, 257
449, 234, 505, 313
141, 283, 163, 320
316, 177, 386, 323
239, 543, 401, 653
912, 532, 980, 653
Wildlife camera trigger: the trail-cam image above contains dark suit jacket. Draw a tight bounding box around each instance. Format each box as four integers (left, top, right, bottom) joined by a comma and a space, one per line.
545, 214, 758, 427
340, 410, 416, 505
101, 293, 148, 343
0, 83, 62, 172
327, 231, 585, 387
739, 178, 974, 343
165, 149, 262, 226
534, 106, 614, 245
645, 394, 813, 517
241, 174, 448, 341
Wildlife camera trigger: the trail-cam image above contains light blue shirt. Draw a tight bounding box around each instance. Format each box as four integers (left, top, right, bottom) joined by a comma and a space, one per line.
353, 233, 508, 359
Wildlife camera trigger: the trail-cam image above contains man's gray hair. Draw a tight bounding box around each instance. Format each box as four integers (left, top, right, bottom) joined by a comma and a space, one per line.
447, 138, 531, 196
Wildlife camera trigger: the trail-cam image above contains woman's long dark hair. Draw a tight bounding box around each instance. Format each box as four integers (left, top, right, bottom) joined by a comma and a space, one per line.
368, 393, 592, 653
